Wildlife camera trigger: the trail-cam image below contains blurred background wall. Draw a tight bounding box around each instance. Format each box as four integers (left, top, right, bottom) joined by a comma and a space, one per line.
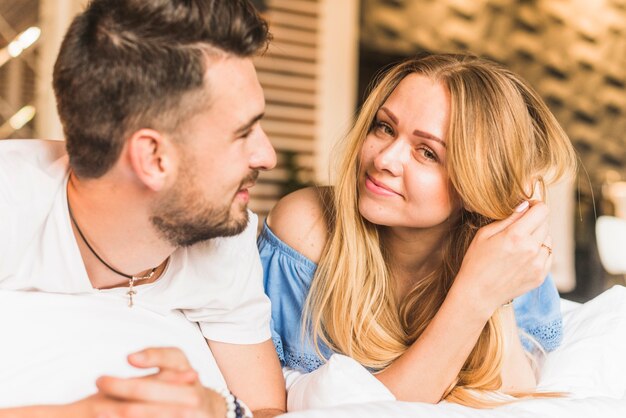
1, 0, 625, 301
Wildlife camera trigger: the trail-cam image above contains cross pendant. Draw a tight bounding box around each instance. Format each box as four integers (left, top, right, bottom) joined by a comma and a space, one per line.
127, 277, 137, 308
127, 288, 137, 307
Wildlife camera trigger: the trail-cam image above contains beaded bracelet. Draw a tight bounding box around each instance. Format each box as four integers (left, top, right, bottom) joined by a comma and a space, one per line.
217, 388, 253, 418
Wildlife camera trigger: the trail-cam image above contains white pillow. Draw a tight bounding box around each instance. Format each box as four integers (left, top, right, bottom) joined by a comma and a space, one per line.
285, 354, 394, 411
539, 285, 626, 399
0, 290, 225, 407
285, 286, 626, 413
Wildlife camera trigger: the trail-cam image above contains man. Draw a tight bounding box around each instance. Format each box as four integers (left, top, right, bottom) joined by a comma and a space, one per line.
0, 0, 285, 416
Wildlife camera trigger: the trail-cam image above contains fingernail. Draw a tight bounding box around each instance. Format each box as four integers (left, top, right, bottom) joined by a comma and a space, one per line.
514, 201, 529, 212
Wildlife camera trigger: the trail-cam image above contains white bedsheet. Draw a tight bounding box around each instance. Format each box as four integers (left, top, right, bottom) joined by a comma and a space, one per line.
282, 286, 626, 417
1, 286, 625, 417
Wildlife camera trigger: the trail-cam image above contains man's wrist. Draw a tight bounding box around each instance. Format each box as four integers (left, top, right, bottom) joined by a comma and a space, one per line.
216, 388, 253, 418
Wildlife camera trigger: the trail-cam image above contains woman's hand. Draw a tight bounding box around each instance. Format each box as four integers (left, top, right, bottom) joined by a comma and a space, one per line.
454, 200, 553, 318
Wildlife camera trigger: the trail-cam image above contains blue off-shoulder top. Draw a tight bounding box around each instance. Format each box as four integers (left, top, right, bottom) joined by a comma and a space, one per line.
258, 222, 563, 373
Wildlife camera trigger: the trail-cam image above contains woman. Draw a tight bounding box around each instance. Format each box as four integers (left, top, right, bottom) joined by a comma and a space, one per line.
259, 53, 577, 407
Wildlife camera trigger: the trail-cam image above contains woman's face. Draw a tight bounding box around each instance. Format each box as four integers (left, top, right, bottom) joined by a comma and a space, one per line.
358, 74, 461, 230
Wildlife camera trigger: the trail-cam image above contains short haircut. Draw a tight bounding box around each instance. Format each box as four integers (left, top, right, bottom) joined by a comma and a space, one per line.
53, 0, 270, 178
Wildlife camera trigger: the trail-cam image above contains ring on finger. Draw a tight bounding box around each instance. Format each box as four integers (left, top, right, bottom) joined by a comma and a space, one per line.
540, 243, 553, 255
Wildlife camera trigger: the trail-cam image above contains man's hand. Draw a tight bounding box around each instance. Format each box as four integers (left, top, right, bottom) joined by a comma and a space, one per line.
92, 347, 227, 418
0, 344, 285, 418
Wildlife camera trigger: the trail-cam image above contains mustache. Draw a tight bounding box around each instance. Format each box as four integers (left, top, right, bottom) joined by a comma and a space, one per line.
240, 170, 259, 188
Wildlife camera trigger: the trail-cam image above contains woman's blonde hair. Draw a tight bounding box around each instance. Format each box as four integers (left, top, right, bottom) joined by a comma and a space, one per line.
303, 53, 577, 407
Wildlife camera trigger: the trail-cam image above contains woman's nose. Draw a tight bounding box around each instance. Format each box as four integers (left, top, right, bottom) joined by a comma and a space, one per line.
373, 138, 408, 176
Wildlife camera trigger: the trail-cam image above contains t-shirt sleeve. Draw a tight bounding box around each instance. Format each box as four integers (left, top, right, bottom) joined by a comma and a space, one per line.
182, 212, 272, 345
513, 273, 563, 352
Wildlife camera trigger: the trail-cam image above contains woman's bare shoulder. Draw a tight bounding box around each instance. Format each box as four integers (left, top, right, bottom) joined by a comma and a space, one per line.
266, 186, 332, 264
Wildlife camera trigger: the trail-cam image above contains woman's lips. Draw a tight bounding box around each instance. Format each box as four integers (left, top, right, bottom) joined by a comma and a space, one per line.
364, 174, 400, 197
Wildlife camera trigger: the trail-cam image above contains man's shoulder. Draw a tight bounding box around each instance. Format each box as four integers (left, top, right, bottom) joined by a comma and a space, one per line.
0, 139, 68, 204
0, 140, 69, 279
0, 139, 66, 163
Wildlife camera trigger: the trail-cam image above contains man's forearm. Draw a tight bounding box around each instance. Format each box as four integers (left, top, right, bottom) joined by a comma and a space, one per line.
0, 405, 63, 418
252, 408, 286, 418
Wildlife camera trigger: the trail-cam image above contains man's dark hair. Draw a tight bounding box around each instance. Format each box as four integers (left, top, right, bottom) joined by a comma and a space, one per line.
53, 0, 270, 178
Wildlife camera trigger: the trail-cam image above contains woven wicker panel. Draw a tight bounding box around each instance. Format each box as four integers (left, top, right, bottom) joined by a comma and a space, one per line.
0, 0, 39, 139
252, 0, 319, 222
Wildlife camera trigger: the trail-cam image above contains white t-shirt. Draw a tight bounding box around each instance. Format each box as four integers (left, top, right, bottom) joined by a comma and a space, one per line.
0, 139, 271, 345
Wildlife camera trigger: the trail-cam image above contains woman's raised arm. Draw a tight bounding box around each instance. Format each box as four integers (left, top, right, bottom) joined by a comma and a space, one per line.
375, 201, 551, 402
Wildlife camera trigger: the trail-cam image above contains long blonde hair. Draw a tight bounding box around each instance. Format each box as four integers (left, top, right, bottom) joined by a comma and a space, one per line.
303, 53, 577, 407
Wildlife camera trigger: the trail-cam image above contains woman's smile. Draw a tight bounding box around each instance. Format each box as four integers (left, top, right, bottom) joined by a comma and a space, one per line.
364, 173, 402, 197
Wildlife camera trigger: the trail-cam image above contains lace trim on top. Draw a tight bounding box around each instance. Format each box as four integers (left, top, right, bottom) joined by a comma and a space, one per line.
285, 348, 325, 373
520, 318, 563, 352
272, 335, 285, 364
272, 335, 326, 372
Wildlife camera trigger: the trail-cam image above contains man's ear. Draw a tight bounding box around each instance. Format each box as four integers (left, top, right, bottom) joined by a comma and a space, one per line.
126, 129, 175, 192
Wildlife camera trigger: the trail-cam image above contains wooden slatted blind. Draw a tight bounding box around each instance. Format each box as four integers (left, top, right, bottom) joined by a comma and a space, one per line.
251, 0, 320, 224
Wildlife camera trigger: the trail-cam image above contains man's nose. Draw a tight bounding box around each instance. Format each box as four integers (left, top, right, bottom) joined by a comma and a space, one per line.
250, 127, 277, 170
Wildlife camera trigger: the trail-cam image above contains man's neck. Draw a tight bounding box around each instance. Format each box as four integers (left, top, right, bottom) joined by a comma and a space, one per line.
67, 171, 174, 290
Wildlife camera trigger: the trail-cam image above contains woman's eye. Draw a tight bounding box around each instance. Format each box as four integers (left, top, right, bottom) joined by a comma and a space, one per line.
374, 120, 394, 136
415, 146, 438, 162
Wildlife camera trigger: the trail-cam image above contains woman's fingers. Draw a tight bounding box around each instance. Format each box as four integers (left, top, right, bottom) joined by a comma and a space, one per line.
478, 201, 530, 237
481, 201, 549, 239
504, 201, 549, 237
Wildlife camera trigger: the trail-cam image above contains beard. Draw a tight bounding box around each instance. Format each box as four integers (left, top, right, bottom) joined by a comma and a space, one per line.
150, 166, 258, 247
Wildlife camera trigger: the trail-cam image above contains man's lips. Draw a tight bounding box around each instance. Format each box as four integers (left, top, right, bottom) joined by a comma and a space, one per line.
365, 173, 401, 197
236, 180, 256, 205
239, 171, 259, 193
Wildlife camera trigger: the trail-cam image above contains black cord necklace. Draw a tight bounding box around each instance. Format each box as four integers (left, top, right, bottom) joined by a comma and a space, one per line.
67, 197, 164, 307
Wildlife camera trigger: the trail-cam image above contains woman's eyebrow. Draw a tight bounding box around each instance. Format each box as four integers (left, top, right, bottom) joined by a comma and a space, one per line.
413, 129, 446, 148
381, 106, 445, 148
380, 107, 398, 124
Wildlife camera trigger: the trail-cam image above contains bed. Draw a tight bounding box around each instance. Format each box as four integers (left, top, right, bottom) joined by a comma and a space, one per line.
283, 286, 626, 417
0, 286, 625, 416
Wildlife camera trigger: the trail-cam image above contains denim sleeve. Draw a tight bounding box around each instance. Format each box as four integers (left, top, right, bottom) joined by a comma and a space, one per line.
513, 274, 563, 352
257, 223, 332, 373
